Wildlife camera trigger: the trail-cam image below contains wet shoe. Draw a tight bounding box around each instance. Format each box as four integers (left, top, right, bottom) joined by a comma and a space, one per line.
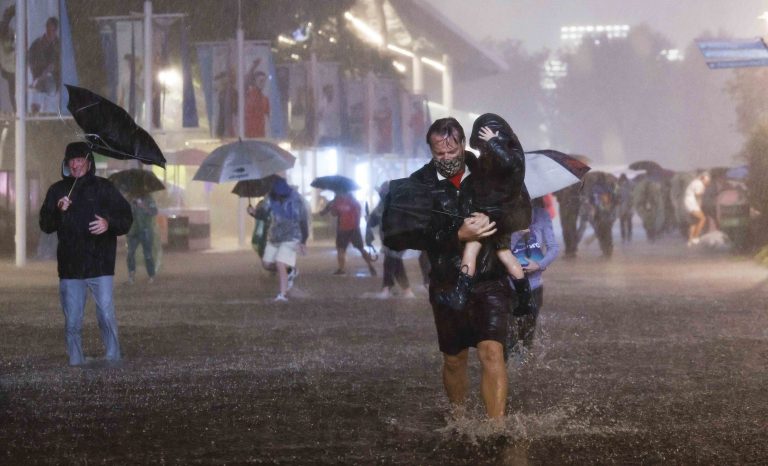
373, 289, 391, 299
287, 268, 298, 290
147, 276, 155, 284
333, 269, 346, 276
127, 273, 135, 285
274, 293, 288, 302
402, 290, 416, 299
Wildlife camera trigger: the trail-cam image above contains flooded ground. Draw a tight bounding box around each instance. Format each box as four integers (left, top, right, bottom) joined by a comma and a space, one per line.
1, 235, 767, 464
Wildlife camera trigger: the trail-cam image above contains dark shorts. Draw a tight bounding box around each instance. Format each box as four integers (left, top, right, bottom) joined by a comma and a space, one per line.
336, 228, 364, 250
429, 278, 512, 355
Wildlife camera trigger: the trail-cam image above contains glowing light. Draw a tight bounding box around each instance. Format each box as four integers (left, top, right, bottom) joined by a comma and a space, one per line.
392, 60, 406, 73
278, 35, 296, 45
387, 43, 414, 58
344, 11, 383, 46
420, 56, 445, 72
157, 69, 182, 88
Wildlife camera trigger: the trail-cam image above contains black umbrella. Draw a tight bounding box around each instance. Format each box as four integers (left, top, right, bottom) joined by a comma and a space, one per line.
381, 177, 464, 251
108, 169, 165, 197
628, 160, 663, 173
65, 84, 166, 168
310, 175, 359, 192
231, 175, 279, 198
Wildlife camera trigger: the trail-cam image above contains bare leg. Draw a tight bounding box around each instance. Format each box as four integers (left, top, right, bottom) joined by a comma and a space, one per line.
476, 340, 507, 420
336, 248, 346, 272
496, 248, 524, 279
442, 349, 469, 415
276, 261, 289, 295
461, 241, 482, 276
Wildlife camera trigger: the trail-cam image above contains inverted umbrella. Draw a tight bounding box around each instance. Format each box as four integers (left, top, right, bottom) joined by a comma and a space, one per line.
524, 150, 591, 199
109, 169, 165, 197
310, 175, 359, 193
193, 140, 295, 183
65, 84, 166, 168
231, 175, 279, 198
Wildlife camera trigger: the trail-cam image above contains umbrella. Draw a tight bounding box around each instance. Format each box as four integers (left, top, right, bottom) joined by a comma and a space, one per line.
628, 160, 663, 173
65, 84, 166, 168
310, 175, 359, 192
231, 175, 280, 198
109, 169, 165, 197
193, 139, 295, 183
524, 150, 591, 199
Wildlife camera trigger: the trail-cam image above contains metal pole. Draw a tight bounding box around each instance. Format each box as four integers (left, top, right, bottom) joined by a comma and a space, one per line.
412, 55, 424, 94
143, 1, 153, 131
14, 0, 27, 266
442, 54, 453, 114
236, 3, 246, 247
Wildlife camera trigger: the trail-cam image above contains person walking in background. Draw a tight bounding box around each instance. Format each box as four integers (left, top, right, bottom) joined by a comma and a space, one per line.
126, 192, 158, 284
509, 197, 560, 358
617, 173, 634, 243
684, 171, 711, 247
554, 183, 582, 259
250, 177, 308, 302
39, 142, 132, 366
320, 190, 377, 277
367, 181, 415, 299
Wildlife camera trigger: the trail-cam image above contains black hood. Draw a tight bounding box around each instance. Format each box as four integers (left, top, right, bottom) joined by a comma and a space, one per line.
469, 113, 516, 150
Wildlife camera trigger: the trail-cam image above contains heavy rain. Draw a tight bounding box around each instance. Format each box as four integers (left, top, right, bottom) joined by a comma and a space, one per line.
2, 0, 768, 464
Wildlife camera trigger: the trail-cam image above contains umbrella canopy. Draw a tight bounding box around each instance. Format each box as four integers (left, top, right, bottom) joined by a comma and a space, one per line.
524, 150, 591, 199
65, 84, 166, 168
628, 160, 663, 173
310, 175, 359, 193
193, 140, 295, 183
231, 175, 280, 198
109, 169, 165, 197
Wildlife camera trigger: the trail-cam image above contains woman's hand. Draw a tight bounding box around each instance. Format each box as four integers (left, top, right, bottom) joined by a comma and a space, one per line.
478, 126, 499, 142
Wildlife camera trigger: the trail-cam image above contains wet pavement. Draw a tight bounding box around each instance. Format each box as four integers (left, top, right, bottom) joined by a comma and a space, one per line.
1, 235, 767, 464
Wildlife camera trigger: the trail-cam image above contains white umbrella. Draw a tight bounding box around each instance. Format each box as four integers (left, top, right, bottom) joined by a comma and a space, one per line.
193, 140, 295, 183
524, 150, 591, 198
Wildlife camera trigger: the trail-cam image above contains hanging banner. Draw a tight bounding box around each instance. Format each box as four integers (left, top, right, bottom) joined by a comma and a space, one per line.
341, 76, 367, 152
26, 0, 77, 117
278, 61, 312, 146
0, 0, 15, 115
197, 40, 283, 140
402, 93, 430, 158
314, 61, 341, 146
371, 77, 402, 154
98, 14, 196, 130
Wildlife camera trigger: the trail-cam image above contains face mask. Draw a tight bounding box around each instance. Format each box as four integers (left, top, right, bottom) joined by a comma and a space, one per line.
434, 151, 465, 178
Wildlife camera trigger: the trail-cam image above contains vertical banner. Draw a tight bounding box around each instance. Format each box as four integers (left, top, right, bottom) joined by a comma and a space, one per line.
341, 77, 366, 152
279, 61, 312, 146
180, 19, 197, 128
371, 78, 401, 154
314, 61, 341, 146
113, 19, 144, 122
0, 0, 15, 115
197, 40, 280, 140
25, 0, 58, 115
402, 93, 430, 157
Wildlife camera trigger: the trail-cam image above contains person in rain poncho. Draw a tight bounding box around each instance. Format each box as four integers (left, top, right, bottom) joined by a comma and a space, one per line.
39, 142, 133, 366
250, 177, 308, 302
125, 192, 158, 284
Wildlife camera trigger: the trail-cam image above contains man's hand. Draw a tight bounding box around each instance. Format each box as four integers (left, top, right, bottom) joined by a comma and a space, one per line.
246, 205, 256, 216
89, 215, 108, 235
458, 212, 496, 242
57, 196, 72, 212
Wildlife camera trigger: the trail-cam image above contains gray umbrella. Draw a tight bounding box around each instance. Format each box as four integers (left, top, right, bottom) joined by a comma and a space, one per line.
192, 139, 295, 183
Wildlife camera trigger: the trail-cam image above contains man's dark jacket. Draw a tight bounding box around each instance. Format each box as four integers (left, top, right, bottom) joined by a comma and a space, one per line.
382, 152, 510, 286
39, 159, 132, 279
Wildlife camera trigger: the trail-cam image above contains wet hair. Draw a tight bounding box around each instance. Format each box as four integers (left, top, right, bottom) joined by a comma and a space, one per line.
46, 17, 58, 29
425, 117, 465, 148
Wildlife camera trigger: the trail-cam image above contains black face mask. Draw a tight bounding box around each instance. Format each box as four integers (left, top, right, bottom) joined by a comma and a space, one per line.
434, 151, 465, 178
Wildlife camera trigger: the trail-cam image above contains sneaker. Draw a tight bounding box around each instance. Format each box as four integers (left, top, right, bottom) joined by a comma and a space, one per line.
373, 289, 391, 299
402, 289, 416, 299
333, 269, 346, 276
147, 276, 155, 284
287, 268, 298, 290
127, 273, 135, 285
274, 293, 288, 302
